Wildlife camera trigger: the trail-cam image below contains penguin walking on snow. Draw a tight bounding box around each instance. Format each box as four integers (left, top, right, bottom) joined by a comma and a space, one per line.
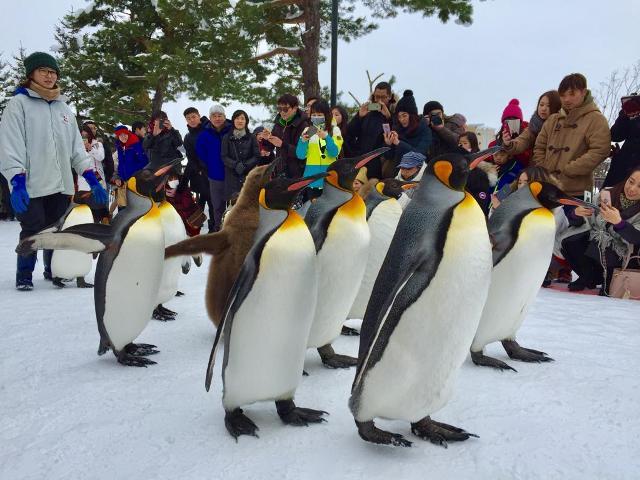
50, 192, 98, 289
470, 181, 587, 371
17, 161, 179, 367
349, 151, 495, 447
304, 148, 389, 369
348, 179, 418, 321
205, 173, 329, 440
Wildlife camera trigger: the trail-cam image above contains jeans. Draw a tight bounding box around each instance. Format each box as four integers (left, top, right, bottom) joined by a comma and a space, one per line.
208, 179, 226, 233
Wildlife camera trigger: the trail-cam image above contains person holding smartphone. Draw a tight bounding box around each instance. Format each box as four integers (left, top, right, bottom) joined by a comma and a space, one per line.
346, 81, 395, 179
143, 110, 183, 167
296, 99, 343, 200
603, 95, 640, 188
560, 168, 640, 293
422, 100, 467, 159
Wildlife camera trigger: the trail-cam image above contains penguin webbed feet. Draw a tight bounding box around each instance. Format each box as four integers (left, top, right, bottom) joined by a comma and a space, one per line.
116, 350, 158, 368
225, 408, 259, 441
341, 325, 360, 336
410, 416, 478, 448
152, 305, 177, 321
125, 342, 160, 357
275, 399, 328, 426
355, 420, 412, 447
76, 277, 93, 288
470, 350, 517, 372
501, 339, 554, 363
317, 345, 358, 369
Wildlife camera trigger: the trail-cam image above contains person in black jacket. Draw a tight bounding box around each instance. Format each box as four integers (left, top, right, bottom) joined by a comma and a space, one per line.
261, 93, 309, 178
603, 104, 640, 187
221, 110, 260, 201
182, 107, 214, 231
346, 81, 395, 179
143, 111, 183, 166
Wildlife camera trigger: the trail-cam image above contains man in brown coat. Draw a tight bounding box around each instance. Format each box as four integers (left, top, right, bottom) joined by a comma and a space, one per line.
533, 73, 611, 197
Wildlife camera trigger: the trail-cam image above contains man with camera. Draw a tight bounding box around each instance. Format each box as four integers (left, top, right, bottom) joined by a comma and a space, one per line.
346, 81, 395, 179
423, 100, 467, 159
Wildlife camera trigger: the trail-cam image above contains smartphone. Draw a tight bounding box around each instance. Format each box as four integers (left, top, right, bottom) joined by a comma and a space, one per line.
599, 189, 611, 206
306, 126, 318, 137
430, 113, 443, 126
621, 95, 640, 118
368, 102, 381, 112
505, 119, 521, 136
382, 123, 391, 134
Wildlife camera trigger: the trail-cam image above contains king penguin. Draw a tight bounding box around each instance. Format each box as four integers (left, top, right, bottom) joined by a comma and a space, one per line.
50, 192, 98, 288
470, 181, 586, 371
349, 151, 495, 447
348, 179, 418, 321
304, 147, 389, 369
205, 173, 329, 440
17, 161, 179, 367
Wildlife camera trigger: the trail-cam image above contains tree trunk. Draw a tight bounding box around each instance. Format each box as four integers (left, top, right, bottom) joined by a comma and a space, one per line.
301, 0, 321, 102
151, 75, 167, 116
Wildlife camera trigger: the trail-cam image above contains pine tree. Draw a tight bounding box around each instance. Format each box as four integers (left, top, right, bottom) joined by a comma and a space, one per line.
0, 47, 27, 117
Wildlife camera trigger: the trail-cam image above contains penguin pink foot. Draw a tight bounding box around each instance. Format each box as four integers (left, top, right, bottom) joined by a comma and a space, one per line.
275, 400, 328, 426
470, 350, 517, 372
501, 339, 554, 363
355, 420, 412, 447
411, 417, 478, 448
225, 408, 259, 441
317, 345, 358, 369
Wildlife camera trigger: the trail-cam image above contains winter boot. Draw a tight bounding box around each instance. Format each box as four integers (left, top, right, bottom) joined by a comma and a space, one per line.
16, 253, 36, 291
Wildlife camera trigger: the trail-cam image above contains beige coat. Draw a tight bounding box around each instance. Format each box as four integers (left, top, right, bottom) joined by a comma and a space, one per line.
532, 94, 610, 196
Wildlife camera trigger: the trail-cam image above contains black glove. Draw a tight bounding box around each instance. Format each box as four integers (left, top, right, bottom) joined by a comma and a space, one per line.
235, 162, 245, 176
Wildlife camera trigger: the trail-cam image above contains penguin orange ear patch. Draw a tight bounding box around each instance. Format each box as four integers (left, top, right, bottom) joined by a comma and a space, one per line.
326, 170, 339, 187
529, 181, 543, 198
433, 161, 453, 187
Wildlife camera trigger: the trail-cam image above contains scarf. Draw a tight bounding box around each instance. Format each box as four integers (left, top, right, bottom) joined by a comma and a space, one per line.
619, 193, 638, 211
528, 112, 545, 136
28, 80, 61, 102
232, 129, 245, 139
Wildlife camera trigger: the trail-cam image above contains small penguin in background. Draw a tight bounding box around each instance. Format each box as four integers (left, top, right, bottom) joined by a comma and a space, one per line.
348, 179, 418, 321
349, 151, 496, 448
470, 181, 588, 371
164, 163, 277, 328
17, 161, 179, 367
304, 148, 389, 369
50, 192, 98, 289
206, 173, 328, 440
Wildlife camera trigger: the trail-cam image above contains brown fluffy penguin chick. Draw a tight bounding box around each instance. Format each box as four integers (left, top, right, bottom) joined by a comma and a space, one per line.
165, 164, 274, 327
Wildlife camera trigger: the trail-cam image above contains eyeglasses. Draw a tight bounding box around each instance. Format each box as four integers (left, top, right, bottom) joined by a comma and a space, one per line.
277, 105, 291, 112
36, 68, 58, 77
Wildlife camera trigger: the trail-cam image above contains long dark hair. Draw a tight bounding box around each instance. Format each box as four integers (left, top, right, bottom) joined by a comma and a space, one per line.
538, 90, 562, 116
81, 124, 95, 142
332, 105, 349, 134
610, 167, 640, 214
310, 99, 332, 129
459, 132, 479, 153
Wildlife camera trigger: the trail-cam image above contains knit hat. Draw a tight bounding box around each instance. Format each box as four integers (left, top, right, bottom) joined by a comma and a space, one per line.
423, 100, 444, 116
209, 104, 225, 116
24, 52, 60, 77
355, 167, 368, 184
395, 90, 418, 116
114, 124, 130, 136
399, 151, 426, 169
501, 98, 523, 122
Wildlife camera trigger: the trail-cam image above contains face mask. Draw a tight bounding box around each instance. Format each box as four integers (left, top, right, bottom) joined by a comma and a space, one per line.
311, 116, 325, 127
167, 180, 179, 189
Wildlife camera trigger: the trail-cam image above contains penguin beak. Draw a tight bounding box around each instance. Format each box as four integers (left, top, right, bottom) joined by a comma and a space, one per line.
153, 158, 183, 178
468, 145, 502, 170
353, 147, 391, 169
265, 158, 279, 178
557, 197, 597, 209
287, 173, 328, 192
401, 181, 419, 190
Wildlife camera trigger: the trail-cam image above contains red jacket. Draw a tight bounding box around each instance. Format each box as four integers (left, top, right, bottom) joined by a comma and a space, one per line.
166, 187, 201, 236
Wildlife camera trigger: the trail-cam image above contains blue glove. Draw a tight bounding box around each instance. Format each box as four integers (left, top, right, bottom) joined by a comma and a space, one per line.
10, 174, 30, 214
82, 170, 108, 205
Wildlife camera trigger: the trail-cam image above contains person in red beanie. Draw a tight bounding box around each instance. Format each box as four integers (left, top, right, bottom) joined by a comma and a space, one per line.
489, 98, 531, 167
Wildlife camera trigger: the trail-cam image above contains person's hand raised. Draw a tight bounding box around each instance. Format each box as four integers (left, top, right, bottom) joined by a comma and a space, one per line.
600, 203, 622, 225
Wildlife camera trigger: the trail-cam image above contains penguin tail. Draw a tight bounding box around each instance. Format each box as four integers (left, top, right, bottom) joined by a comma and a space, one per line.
165, 231, 229, 259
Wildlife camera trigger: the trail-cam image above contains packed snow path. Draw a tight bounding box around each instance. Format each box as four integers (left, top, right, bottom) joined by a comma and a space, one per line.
0, 222, 638, 480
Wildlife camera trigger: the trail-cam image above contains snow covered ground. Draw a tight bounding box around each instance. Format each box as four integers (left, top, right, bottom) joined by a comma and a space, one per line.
1, 220, 638, 480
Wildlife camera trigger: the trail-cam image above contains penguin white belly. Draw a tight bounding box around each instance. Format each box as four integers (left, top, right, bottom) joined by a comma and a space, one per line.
103, 214, 165, 351
356, 199, 492, 423
349, 199, 402, 320
472, 209, 555, 351
307, 203, 370, 348
222, 218, 317, 410
51, 205, 94, 279
157, 202, 187, 304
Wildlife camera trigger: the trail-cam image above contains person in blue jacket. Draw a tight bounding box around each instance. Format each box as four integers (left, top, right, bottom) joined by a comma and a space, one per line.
0, 52, 107, 291
196, 104, 232, 232
114, 125, 149, 181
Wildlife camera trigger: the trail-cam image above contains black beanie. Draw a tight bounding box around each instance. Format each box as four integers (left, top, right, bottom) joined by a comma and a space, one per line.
423, 100, 444, 116
395, 90, 418, 116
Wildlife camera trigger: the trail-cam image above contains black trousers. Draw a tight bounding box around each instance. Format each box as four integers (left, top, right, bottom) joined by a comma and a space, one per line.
16, 193, 70, 280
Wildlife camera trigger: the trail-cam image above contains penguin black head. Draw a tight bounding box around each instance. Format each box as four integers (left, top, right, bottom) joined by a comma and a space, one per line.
128, 158, 181, 198
427, 153, 470, 191
528, 181, 594, 210
376, 179, 419, 199
326, 147, 390, 191
260, 172, 328, 210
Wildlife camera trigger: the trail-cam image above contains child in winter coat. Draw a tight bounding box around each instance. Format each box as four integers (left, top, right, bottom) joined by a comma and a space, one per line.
165, 171, 204, 237
113, 125, 149, 211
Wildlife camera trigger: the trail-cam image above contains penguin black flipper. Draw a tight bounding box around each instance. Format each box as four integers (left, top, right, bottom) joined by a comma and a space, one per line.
205, 226, 279, 391
16, 223, 114, 255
